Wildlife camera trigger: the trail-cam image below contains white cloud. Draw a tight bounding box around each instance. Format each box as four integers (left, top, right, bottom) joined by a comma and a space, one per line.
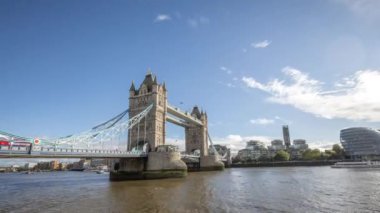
226, 83, 235, 88
335, 0, 380, 22
154, 14, 171, 23
174, 12, 182, 19
187, 16, 210, 28
250, 118, 275, 125
199, 16, 210, 24
220, 66, 233, 74
187, 18, 198, 28
242, 67, 380, 122
307, 140, 338, 151
274, 116, 292, 125
251, 40, 271, 48
218, 80, 236, 88
209, 121, 223, 127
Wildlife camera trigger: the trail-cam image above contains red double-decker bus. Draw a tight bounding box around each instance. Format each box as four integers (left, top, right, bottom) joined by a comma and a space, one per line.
0, 140, 10, 146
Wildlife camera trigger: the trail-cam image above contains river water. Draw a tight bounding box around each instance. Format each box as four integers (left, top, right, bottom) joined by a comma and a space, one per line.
1, 166, 380, 213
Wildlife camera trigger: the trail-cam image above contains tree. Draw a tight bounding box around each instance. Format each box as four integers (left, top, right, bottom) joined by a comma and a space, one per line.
258, 155, 270, 162
232, 156, 240, 164
332, 144, 345, 159
322, 150, 336, 160
302, 149, 322, 160
274, 150, 290, 161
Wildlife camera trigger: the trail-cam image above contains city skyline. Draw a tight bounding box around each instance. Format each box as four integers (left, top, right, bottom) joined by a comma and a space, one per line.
1, 0, 380, 154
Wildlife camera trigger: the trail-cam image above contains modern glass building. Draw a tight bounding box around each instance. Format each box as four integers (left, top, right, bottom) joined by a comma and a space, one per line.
340, 127, 380, 160
282, 125, 291, 149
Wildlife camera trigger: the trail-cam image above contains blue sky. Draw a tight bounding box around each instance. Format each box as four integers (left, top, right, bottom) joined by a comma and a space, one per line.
1, 0, 380, 154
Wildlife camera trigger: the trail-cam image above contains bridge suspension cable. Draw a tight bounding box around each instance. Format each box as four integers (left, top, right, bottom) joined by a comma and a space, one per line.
91, 109, 129, 131
0, 104, 153, 151
207, 131, 219, 157
52, 104, 153, 149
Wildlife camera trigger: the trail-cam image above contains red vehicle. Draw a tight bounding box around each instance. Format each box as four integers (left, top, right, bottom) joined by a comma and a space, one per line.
0, 140, 10, 146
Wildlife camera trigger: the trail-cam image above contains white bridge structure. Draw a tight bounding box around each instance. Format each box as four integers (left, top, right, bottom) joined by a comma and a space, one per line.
0, 72, 228, 165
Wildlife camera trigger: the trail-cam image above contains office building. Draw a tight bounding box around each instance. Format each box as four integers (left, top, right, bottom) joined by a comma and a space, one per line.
340, 127, 380, 160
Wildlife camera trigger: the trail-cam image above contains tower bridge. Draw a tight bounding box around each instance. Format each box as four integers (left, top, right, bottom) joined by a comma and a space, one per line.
0, 72, 225, 180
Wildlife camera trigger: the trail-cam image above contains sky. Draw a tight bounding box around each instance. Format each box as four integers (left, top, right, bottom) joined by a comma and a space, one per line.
1, 0, 380, 159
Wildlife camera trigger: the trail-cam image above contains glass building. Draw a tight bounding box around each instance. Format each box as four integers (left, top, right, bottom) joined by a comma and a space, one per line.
340, 127, 380, 160
282, 125, 291, 149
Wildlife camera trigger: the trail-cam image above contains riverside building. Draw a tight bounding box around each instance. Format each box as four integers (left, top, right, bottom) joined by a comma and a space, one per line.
340, 127, 380, 160
289, 139, 308, 160
267, 139, 286, 158
237, 140, 269, 161
283, 125, 291, 149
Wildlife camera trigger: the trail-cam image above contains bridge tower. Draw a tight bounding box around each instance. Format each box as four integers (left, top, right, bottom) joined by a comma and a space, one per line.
128, 71, 167, 151
185, 106, 209, 156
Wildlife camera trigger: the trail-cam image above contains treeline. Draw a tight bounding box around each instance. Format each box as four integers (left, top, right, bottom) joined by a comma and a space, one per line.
301, 144, 345, 161
272, 144, 345, 161
233, 144, 345, 163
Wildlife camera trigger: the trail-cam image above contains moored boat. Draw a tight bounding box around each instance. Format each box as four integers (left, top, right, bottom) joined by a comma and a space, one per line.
331, 161, 380, 168
95, 169, 109, 174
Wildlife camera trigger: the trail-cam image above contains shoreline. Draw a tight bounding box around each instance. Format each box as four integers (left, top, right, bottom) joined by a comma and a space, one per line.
231, 160, 340, 168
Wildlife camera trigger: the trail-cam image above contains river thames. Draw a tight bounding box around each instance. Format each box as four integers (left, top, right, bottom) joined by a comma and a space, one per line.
1, 166, 379, 213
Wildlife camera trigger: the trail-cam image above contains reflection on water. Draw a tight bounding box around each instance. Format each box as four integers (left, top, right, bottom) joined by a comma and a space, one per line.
1, 167, 380, 212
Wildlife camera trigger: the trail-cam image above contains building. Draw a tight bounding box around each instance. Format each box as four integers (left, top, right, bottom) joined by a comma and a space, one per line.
236, 140, 269, 161
71, 159, 90, 170
50, 160, 60, 170
59, 162, 68, 171
340, 127, 380, 160
36, 162, 50, 170
24, 162, 37, 170
211, 144, 228, 156
267, 139, 286, 158
292, 139, 308, 149
282, 125, 291, 149
90, 159, 107, 167
237, 149, 253, 162
289, 139, 309, 160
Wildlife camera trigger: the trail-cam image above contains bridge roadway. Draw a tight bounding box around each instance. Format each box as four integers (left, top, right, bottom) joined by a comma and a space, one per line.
166, 104, 203, 126
0, 145, 201, 159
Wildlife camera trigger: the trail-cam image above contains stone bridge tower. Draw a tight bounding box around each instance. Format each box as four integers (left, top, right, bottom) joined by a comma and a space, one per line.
128, 72, 167, 151
185, 106, 209, 156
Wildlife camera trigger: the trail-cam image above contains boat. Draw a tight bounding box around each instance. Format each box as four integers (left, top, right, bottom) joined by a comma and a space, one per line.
96, 170, 109, 174
331, 161, 380, 168
70, 168, 85, 171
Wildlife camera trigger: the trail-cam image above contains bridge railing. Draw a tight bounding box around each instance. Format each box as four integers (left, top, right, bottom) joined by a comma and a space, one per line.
180, 154, 200, 158
0, 145, 147, 157
32, 146, 146, 155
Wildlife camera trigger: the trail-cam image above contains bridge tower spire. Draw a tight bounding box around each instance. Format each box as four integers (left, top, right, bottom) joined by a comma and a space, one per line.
128, 71, 167, 151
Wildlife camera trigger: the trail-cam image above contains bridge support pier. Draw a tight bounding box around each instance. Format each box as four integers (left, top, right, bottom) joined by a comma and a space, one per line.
144, 151, 187, 179
109, 158, 146, 181
110, 150, 187, 181
200, 155, 225, 171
